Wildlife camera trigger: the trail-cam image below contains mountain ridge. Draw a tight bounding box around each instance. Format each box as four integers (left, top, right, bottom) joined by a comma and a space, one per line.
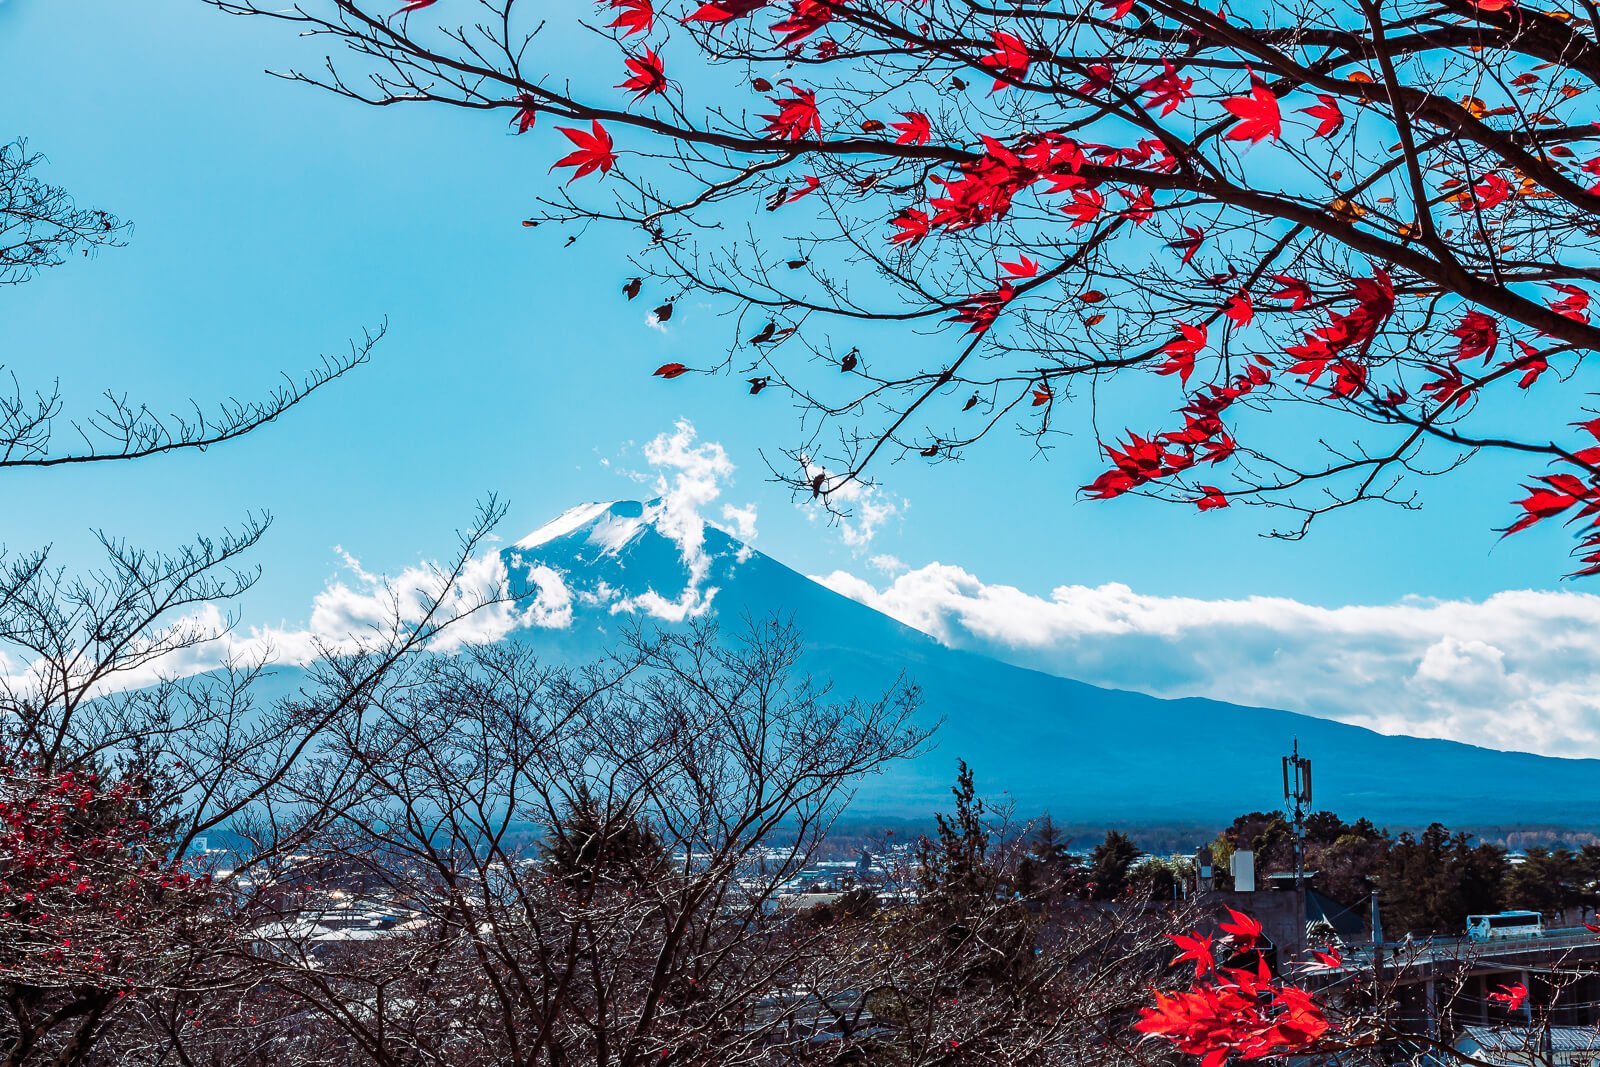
494, 499, 1600, 828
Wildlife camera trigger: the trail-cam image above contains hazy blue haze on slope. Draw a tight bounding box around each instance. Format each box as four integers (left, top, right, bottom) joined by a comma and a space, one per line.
493, 502, 1600, 829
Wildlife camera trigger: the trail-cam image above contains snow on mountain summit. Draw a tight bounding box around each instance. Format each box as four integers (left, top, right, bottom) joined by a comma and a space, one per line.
514, 501, 624, 549
491, 498, 1600, 827
278, 496, 1596, 826
505, 499, 754, 625
515, 498, 708, 554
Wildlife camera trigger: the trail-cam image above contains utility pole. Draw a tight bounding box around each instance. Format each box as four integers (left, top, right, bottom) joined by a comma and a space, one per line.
1283, 740, 1312, 955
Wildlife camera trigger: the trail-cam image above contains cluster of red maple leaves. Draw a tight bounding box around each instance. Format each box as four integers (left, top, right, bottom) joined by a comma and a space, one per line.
0, 755, 208, 980
1506, 416, 1600, 576
385, 0, 1600, 574
1136, 910, 1333, 1067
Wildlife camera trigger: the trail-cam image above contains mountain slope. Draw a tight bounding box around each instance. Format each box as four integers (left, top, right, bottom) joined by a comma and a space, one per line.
500, 501, 1600, 827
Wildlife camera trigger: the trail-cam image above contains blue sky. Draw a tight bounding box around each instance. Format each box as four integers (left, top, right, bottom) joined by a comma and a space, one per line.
1, 0, 1584, 637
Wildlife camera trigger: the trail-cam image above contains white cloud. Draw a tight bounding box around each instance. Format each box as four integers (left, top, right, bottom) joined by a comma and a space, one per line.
2, 544, 577, 702
296, 547, 565, 655
608, 420, 756, 622
810, 565, 1600, 758
717, 502, 759, 562
5, 421, 767, 696
718, 503, 759, 542
512, 562, 576, 630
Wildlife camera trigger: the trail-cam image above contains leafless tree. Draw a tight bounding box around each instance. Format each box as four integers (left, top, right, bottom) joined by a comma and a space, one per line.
176, 620, 923, 1066
0, 137, 374, 471
0, 499, 514, 1067
132, 664, 1229, 1067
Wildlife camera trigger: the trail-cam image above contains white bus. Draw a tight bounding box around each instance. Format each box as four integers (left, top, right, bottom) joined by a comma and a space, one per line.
1466, 911, 1544, 942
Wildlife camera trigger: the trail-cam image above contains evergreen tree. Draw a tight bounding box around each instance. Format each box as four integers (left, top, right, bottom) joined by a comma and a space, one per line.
1379, 824, 1507, 934
1016, 812, 1083, 900
1505, 846, 1586, 919
1135, 857, 1194, 903
913, 763, 1035, 990
914, 761, 996, 913
1304, 811, 1351, 847
1452, 834, 1507, 922
1087, 830, 1142, 901
1221, 811, 1296, 872
543, 785, 664, 889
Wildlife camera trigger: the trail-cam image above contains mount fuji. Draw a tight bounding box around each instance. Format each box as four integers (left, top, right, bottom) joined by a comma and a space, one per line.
487, 499, 1600, 830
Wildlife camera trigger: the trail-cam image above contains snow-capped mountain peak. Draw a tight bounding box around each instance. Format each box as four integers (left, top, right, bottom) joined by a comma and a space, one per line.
514, 499, 662, 554
495, 499, 1600, 828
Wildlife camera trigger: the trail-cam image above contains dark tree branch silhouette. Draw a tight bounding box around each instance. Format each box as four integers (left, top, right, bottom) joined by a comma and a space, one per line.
209, 0, 1600, 572
0, 137, 375, 471
0, 498, 517, 1066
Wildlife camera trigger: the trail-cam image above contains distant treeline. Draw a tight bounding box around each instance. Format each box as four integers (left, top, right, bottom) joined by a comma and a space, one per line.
830, 817, 1600, 860
1208, 811, 1600, 935
831, 807, 1600, 937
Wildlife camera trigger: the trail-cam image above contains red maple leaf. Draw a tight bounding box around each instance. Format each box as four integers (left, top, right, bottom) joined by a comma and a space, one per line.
948, 283, 1017, 334
770, 0, 834, 45
1421, 363, 1473, 409
1460, 172, 1511, 211
999, 255, 1039, 278
1267, 273, 1314, 309
1118, 186, 1155, 224
1550, 282, 1591, 323
510, 93, 539, 134
1168, 224, 1206, 265
1196, 486, 1229, 510
1083, 468, 1138, 499
1155, 321, 1207, 385
550, 120, 619, 182
1508, 340, 1549, 389
1219, 908, 1263, 947
890, 208, 931, 245
761, 87, 822, 139
1489, 983, 1529, 1011
1330, 358, 1368, 398
1168, 931, 1217, 975
394, 0, 437, 13
1223, 291, 1253, 327
606, 0, 655, 36
1299, 94, 1345, 138
1307, 946, 1343, 970
1222, 76, 1282, 142
1450, 309, 1498, 362
684, 0, 767, 21
892, 111, 931, 145
781, 174, 822, 204
1079, 64, 1116, 95
923, 138, 1035, 231
617, 48, 668, 102
1504, 475, 1592, 535
653, 362, 691, 379
1139, 915, 1330, 1067
1140, 59, 1194, 115
1063, 188, 1104, 227
980, 30, 1031, 91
